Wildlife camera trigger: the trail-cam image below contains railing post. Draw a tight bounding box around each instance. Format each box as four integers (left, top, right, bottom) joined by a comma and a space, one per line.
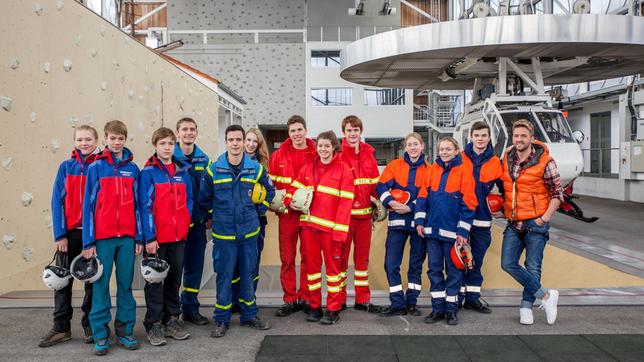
202, 32, 208, 45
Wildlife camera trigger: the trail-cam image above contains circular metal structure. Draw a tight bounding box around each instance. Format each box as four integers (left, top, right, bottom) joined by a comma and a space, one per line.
340, 15, 644, 90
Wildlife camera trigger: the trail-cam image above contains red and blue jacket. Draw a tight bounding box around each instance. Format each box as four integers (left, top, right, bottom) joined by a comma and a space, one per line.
51, 148, 100, 241
415, 154, 478, 241
197, 152, 275, 242
138, 155, 194, 244
173, 143, 209, 225
376, 153, 429, 231
461, 143, 503, 228
82, 147, 142, 249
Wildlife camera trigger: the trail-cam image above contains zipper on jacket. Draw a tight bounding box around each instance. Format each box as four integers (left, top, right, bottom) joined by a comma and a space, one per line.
114, 163, 121, 237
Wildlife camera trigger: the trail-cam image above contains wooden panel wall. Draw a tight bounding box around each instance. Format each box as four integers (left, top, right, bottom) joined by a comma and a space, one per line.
401, 0, 448, 27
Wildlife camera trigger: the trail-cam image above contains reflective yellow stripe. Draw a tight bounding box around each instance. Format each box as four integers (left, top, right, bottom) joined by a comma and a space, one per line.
215, 303, 232, 310
195, 166, 204, 171
271, 175, 292, 183
340, 271, 347, 278
307, 273, 322, 281
291, 180, 306, 189
206, 161, 214, 178
231, 277, 240, 284
300, 214, 335, 228
189, 222, 195, 227
327, 285, 342, 293
340, 280, 347, 287
245, 226, 261, 239
253, 275, 260, 281
354, 280, 370, 286
308, 282, 322, 291
285, 193, 293, 198
212, 232, 235, 240
214, 178, 233, 184
184, 287, 199, 293
255, 165, 264, 182
317, 185, 340, 196
262, 200, 270, 208
354, 177, 378, 185
238, 298, 256, 306
333, 223, 349, 232
340, 190, 355, 199
240, 177, 255, 183
269, 174, 277, 181
354, 270, 369, 277
208, 209, 213, 214
326, 274, 342, 282
351, 207, 372, 215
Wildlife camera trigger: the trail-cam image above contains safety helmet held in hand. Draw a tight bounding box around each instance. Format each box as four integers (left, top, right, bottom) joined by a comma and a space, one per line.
451, 243, 474, 270
42, 251, 72, 291
387, 189, 411, 210
291, 187, 314, 214
70, 254, 104, 283
251, 183, 267, 205
487, 194, 504, 214
269, 189, 287, 212
141, 255, 169, 283
371, 196, 388, 222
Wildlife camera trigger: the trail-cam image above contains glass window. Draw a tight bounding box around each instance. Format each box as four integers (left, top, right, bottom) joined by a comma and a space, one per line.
364, 88, 405, 106
311, 88, 352, 106
499, 112, 546, 142
311, 50, 341, 68
535, 112, 575, 143
590, 112, 612, 177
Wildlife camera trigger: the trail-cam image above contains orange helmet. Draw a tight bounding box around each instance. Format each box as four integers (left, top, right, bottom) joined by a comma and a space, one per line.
451, 243, 473, 270
389, 189, 410, 205
486, 194, 504, 214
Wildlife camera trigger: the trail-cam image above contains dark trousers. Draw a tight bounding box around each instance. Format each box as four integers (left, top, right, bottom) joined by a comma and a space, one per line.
143, 241, 185, 331
53, 229, 93, 332
181, 224, 207, 316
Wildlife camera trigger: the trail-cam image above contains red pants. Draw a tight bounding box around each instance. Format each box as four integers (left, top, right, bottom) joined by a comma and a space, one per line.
301, 228, 343, 311
340, 218, 372, 304
278, 213, 308, 303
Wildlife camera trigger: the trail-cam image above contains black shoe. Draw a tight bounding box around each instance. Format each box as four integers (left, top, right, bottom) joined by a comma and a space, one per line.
406, 305, 422, 316
354, 302, 382, 314
182, 312, 209, 325
341, 303, 347, 311
83, 325, 94, 344
446, 312, 459, 325
231, 303, 241, 314
38, 329, 71, 348
463, 299, 492, 314
299, 299, 311, 315
210, 322, 229, 338
306, 308, 323, 322
319, 310, 340, 325
276, 301, 301, 317
424, 312, 445, 324
379, 306, 407, 317
241, 317, 270, 330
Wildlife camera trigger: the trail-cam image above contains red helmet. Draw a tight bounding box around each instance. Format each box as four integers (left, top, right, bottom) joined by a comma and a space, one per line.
486, 194, 504, 213
451, 243, 473, 270
389, 189, 410, 205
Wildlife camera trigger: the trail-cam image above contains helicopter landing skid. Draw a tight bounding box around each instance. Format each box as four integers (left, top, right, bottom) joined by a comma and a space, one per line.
558, 194, 599, 223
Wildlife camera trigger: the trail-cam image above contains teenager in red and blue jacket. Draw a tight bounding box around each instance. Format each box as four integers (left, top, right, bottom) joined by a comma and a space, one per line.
139, 127, 194, 345
459, 122, 502, 313
40, 125, 100, 348
173, 118, 212, 326
415, 137, 477, 326
82, 121, 142, 355
376, 133, 430, 317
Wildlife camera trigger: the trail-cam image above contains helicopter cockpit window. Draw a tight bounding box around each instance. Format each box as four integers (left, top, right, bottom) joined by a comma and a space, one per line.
500, 112, 546, 143
535, 112, 575, 143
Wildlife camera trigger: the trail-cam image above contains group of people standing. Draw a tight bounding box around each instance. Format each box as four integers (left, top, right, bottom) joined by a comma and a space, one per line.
40, 113, 563, 356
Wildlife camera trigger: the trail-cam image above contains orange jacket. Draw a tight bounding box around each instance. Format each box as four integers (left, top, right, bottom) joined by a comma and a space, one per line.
286, 154, 355, 242
501, 141, 552, 221
461, 143, 503, 227
340, 139, 379, 219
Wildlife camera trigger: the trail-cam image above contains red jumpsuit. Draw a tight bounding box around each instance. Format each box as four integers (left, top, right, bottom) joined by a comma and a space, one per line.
339, 139, 380, 305
285, 154, 355, 312
269, 137, 317, 303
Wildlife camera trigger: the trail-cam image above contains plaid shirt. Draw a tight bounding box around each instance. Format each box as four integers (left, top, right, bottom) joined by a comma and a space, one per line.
510, 147, 564, 202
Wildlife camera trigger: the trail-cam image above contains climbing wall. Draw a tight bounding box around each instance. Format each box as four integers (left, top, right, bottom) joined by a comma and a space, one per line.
0, 0, 220, 293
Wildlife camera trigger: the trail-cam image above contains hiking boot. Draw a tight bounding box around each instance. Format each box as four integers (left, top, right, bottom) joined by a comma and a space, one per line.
83, 325, 94, 344
38, 329, 71, 348
306, 308, 323, 322
299, 299, 311, 315
354, 302, 382, 314
464, 299, 492, 314
165, 316, 190, 340
275, 301, 301, 317
147, 323, 167, 346
406, 304, 422, 316
115, 335, 140, 350
319, 310, 340, 325
379, 306, 407, 317
182, 312, 209, 326
241, 317, 270, 330
231, 303, 241, 314
538, 289, 559, 325
93, 338, 110, 356
446, 312, 459, 326
211, 321, 229, 338
424, 312, 445, 324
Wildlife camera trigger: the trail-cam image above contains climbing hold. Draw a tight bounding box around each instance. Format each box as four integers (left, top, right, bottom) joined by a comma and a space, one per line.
3, 234, 15, 250
22, 247, 34, 262
2, 156, 13, 171
56, 0, 64, 11
100, 81, 107, 91
35, 3, 43, 16
128, 90, 135, 99
74, 35, 81, 46
30, 111, 37, 122
43, 62, 50, 73
0, 97, 12, 112
100, 24, 107, 36
63, 59, 72, 72
51, 139, 60, 153
21, 192, 34, 207
90, 49, 98, 58
69, 116, 78, 128
9, 58, 19, 70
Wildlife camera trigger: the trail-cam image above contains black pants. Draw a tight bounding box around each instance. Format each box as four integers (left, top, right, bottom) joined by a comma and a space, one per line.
53, 229, 93, 332
143, 241, 185, 331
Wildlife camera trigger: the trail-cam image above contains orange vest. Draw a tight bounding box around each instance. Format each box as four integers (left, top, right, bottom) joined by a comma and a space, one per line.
501, 141, 552, 221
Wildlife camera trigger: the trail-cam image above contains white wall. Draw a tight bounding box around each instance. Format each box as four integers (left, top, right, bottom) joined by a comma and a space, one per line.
305, 42, 413, 138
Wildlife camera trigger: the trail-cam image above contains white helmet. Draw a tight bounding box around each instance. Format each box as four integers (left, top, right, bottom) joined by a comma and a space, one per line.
42, 251, 72, 291
291, 188, 314, 214
70, 254, 104, 284
141, 255, 169, 283
269, 189, 287, 212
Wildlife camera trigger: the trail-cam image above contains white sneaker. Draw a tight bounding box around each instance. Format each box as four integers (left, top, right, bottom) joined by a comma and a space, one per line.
519, 307, 533, 325
538, 289, 559, 325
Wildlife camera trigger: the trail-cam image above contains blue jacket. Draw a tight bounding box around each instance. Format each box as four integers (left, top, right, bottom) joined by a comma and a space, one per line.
197, 153, 275, 242
461, 143, 503, 228
375, 153, 429, 231
415, 155, 478, 241
173, 143, 209, 224
82, 147, 142, 249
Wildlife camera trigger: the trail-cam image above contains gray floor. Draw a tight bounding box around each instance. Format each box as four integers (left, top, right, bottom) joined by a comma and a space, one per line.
2, 306, 644, 361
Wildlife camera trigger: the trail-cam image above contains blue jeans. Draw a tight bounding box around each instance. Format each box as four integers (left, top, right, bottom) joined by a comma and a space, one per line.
501, 219, 549, 306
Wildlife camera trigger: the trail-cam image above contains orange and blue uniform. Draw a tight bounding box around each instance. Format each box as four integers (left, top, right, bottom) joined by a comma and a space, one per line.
415, 154, 477, 314
376, 153, 429, 311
